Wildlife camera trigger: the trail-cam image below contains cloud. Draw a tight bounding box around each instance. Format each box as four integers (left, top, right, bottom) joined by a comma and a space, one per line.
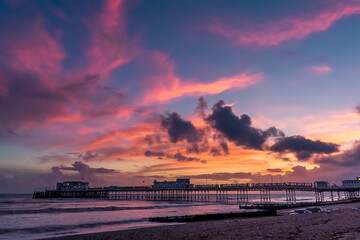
144, 150, 206, 163
356, 105, 360, 115
61, 74, 127, 118
161, 112, 204, 143
0, 161, 125, 192
144, 134, 161, 146
0, 16, 65, 76
187, 142, 210, 154
87, 0, 138, 75
0, 72, 69, 131
39, 147, 130, 163
172, 152, 204, 163
194, 96, 208, 119
154, 72, 263, 103
206, 100, 284, 150
0, 71, 127, 134
60, 161, 119, 175
219, 141, 229, 155
187, 143, 200, 154
267, 168, 283, 173
316, 141, 360, 167
141, 51, 263, 103
270, 135, 339, 160
210, 147, 221, 157
206, 2, 360, 47
306, 65, 333, 75
144, 150, 165, 158
79, 151, 99, 161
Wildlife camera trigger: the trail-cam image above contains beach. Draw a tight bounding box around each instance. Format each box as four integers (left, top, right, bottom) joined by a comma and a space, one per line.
50, 202, 360, 240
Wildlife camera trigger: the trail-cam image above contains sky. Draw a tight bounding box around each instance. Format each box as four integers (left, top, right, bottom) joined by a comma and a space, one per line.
1, 0, 360, 193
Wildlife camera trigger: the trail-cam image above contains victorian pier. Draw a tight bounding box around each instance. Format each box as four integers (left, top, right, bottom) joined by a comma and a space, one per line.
33, 178, 360, 204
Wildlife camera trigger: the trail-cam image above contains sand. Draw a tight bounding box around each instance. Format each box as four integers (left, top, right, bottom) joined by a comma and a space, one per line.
49, 202, 360, 240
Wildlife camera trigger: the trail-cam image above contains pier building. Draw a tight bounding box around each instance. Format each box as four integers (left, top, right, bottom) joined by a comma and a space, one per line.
314, 181, 329, 188
152, 178, 194, 189
56, 181, 89, 191
342, 177, 360, 187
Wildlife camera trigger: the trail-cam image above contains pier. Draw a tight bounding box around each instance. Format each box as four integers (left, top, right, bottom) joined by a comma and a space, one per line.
33, 181, 360, 204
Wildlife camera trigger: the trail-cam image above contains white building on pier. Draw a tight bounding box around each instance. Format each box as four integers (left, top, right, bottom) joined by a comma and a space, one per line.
342, 177, 360, 187
152, 178, 194, 189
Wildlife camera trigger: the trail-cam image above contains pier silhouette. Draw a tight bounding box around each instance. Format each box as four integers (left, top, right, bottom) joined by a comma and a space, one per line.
33, 181, 360, 205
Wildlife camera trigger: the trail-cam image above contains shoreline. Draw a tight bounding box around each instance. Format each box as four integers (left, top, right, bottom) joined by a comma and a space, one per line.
47, 201, 360, 240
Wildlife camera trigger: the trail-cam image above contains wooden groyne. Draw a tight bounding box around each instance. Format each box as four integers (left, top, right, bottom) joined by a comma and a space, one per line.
149, 210, 277, 222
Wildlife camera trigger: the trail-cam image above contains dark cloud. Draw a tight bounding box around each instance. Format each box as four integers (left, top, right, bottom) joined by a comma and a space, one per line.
0, 71, 127, 136
187, 143, 200, 154
60, 161, 119, 178
79, 151, 98, 161
206, 100, 283, 150
316, 141, 360, 167
60, 74, 100, 93
187, 141, 210, 154
144, 134, 161, 146
210, 148, 221, 157
144, 150, 206, 163
263, 127, 285, 138
39, 147, 128, 163
356, 104, 360, 115
220, 141, 229, 155
270, 135, 339, 160
61, 74, 126, 118
144, 150, 165, 158
0, 72, 68, 131
267, 168, 283, 173
161, 112, 204, 143
172, 152, 203, 162
194, 96, 207, 119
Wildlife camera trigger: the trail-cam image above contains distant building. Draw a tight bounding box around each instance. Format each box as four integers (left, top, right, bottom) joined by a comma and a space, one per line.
314, 181, 329, 188
152, 178, 194, 189
342, 177, 360, 187
56, 181, 89, 191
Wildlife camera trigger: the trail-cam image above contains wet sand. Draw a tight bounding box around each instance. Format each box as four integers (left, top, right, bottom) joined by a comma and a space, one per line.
50, 202, 360, 240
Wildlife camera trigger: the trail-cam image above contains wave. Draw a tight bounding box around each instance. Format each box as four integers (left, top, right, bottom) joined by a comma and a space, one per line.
0, 203, 206, 215
0, 219, 146, 234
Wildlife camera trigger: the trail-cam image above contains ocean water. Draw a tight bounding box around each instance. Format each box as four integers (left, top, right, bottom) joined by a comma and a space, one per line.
0, 191, 333, 239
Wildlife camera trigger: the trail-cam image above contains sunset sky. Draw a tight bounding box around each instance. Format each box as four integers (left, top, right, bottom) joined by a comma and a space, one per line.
1, 0, 360, 193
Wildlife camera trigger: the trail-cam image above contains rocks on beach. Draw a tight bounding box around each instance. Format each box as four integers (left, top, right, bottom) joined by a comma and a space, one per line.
290, 207, 334, 215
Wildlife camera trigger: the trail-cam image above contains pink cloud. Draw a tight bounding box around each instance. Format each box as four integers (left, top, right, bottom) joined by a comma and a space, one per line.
206, 3, 360, 47
306, 64, 333, 75
0, 16, 66, 76
141, 51, 263, 103
87, 0, 138, 75
0, 1, 139, 135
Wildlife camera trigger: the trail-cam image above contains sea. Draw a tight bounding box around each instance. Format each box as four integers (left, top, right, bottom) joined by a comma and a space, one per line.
0, 192, 336, 240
